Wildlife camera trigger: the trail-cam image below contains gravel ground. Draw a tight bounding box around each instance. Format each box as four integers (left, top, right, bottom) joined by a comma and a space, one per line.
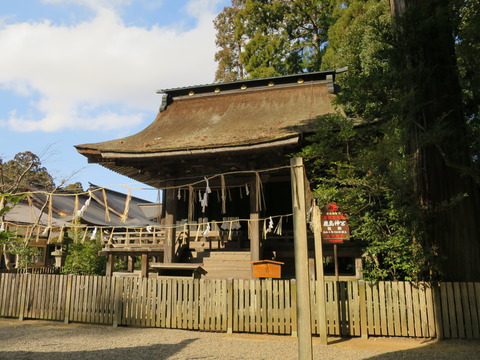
0, 318, 479, 359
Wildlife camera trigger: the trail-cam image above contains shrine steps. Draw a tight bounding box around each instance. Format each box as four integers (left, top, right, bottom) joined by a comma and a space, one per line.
189, 250, 252, 279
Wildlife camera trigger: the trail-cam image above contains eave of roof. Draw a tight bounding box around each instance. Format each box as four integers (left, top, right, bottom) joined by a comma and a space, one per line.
157, 69, 344, 98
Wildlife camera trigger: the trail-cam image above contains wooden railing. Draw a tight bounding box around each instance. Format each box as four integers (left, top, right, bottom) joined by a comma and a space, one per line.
0, 273, 479, 339
102, 227, 166, 247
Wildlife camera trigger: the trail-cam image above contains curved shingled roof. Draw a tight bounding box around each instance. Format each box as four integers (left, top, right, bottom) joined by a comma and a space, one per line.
76, 71, 337, 157
75, 71, 340, 186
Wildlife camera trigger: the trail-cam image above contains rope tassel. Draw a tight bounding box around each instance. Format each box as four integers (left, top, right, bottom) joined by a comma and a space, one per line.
102, 188, 111, 223
121, 189, 132, 223
274, 216, 283, 235
221, 175, 226, 214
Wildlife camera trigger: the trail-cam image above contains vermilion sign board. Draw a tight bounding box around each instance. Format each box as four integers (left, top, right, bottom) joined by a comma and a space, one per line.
321, 202, 350, 243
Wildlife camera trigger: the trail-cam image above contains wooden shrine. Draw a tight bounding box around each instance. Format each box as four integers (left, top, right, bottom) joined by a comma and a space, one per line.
76, 70, 363, 279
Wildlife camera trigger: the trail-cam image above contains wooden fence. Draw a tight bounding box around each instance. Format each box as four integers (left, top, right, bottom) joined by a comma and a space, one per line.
1, 267, 62, 275
1, 273, 479, 339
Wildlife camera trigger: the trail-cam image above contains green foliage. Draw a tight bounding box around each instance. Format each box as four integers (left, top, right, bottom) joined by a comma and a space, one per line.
322, 0, 396, 121
214, 0, 337, 81
0, 193, 26, 217
298, 114, 434, 281
8, 244, 43, 270
213, 0, 480, 280
456, 0, 480, 171
214, 0, 246, 81
0, 151, 55, 193
1, 193, 32, 270
61, 225, 106, 275
62, 240, 106, 276
63, 182, 84, 193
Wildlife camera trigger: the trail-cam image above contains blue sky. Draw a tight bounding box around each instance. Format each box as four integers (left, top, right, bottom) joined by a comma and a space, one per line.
0, 0, 230, 202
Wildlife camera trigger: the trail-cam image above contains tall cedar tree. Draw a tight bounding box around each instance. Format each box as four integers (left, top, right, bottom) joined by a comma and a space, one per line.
214, 0, 246, 81
389, 0, 480, 280
214, 0, 336, 81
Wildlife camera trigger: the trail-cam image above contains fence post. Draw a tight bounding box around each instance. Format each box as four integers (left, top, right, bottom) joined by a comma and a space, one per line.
358, 280, 369, 339
433, 283, 444, 340
18, 274, 28, 321
291, 279, 298, 337
312, 205, 328, 345
113, 277, 123, 328
64, 275, 73, 324
226, 278, 233, 334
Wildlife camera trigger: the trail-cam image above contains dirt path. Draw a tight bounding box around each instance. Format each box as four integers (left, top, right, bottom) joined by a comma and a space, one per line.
0, 318, 479, 359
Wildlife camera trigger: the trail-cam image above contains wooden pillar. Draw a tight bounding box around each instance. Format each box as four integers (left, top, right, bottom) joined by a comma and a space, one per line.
127, 255, 135, 273
290, 157, 313, 359
164, 186, 177, 263
141, 253, 148, 278
249, 179, 260, 263
106, 253, 114, 277
355, 257, 363, 279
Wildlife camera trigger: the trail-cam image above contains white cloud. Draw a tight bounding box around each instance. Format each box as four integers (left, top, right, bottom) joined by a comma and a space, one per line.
0, 0, 221, 132
42, 0, 132, 12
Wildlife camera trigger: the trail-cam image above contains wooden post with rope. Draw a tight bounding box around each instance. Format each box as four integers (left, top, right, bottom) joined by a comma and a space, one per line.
312, 205, 329, 345
290, 157, 313, 360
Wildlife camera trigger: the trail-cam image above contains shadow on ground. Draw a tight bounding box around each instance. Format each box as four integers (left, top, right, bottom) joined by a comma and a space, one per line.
320, 336, 480, 360
0, 338, 199, 360
366, 340, 480, 360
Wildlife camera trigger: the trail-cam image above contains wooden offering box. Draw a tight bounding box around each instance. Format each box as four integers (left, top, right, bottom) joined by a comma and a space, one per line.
252, 260, 284, 279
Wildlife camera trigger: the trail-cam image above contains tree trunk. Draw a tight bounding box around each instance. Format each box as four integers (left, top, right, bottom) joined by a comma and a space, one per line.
390, 0, 480, 280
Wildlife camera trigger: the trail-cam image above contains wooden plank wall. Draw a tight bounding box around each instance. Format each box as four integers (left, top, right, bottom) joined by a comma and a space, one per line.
1, 273, 479, 339
437, 282, 480, 340
231, 279, 294, 335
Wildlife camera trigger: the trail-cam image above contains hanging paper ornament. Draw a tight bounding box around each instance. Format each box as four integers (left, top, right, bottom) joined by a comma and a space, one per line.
200, 191, 208, 213
221, 218, 229, 230
267, 216, 274, 233
74, 191, 92, 220
41, 226, 50, 236
90, 227, 98, 240
205, 177, 212, 194
233, 218, 241, 230
202, 222, 210, 236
